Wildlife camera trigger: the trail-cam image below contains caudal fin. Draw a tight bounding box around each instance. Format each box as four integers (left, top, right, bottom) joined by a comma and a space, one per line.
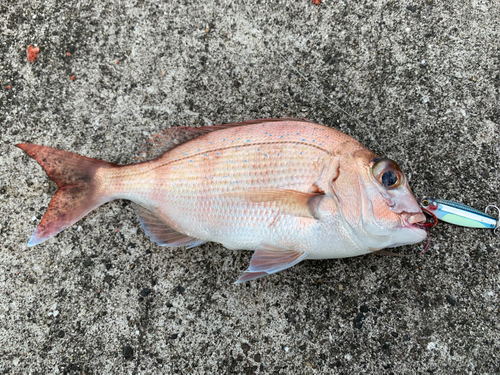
16, 144, 117, 246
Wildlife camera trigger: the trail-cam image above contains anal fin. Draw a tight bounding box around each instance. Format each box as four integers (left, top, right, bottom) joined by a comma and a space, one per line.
235, 244, 308, 283
134, 204, 205, 248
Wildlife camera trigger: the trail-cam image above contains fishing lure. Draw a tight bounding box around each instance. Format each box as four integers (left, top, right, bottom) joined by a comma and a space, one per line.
419, 198, 499, 234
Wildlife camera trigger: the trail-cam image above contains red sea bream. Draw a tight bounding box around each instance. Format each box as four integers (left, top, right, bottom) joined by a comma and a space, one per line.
17, 119, 426, 282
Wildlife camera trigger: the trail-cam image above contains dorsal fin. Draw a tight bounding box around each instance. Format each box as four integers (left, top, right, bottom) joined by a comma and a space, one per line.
134, 117, 305, 162
134, 204, 205, 248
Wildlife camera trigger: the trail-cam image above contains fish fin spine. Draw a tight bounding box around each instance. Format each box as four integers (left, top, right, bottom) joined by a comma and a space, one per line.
16, 143, 117, 246
134, 204, 205, 248
135, 118, 311, 162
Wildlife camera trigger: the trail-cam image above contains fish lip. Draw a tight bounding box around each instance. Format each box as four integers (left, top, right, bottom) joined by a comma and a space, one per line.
408, 212, 426, 225
398, 212, 427, 230
396, 221, 427, 243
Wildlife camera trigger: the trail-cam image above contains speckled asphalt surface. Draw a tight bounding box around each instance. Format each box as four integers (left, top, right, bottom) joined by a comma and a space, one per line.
1, 0, 499, 373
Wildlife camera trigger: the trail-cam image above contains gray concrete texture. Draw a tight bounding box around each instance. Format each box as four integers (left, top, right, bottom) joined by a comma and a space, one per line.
1, 0, 499, 373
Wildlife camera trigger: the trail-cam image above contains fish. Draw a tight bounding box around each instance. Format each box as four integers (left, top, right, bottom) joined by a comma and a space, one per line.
16, 118, 427, 283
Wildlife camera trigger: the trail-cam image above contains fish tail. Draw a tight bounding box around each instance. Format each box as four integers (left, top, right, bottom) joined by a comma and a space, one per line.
16, 143, 118, 246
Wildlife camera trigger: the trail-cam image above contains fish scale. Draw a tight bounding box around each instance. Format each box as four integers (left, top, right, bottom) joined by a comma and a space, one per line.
154, 142, 331, 249
17, 119, 427, 283
103, 122, 355, 252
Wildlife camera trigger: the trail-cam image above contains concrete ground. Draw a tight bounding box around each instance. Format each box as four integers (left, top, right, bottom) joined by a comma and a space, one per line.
1, 0, 499, 373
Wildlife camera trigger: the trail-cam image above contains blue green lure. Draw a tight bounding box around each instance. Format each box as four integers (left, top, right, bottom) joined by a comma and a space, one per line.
419, 198, 499, 234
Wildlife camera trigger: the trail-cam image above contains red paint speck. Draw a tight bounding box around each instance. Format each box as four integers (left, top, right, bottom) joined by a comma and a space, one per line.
66, 52, 71, 56
312, 0, 322, 4
27, 45, 40, 62
70, 75, 76, 81
6, 85, 12, 90
115, 60, 119, 64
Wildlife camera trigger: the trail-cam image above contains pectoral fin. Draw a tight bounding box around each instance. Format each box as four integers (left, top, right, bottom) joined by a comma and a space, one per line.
235, 244, 308, 283
223, 189, 324, 219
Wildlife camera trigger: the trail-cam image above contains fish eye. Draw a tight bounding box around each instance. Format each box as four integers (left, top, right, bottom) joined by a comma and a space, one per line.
371, 158, 403, 189
381, 170, 398, 187
421, 198, 430, 207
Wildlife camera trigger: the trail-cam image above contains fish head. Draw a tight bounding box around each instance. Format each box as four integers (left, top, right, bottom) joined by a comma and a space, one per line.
333, 150, 426, 250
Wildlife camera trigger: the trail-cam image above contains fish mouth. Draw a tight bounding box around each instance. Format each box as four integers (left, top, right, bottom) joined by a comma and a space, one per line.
384, 211, 428, 248
409, 212, 426, 227
399, 211, 429, 231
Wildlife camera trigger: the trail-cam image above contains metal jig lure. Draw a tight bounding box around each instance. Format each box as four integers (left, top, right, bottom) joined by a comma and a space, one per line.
419, 198, 499, 235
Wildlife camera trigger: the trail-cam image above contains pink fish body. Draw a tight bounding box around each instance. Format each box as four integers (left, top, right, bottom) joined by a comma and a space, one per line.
17, 119, 426, 282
